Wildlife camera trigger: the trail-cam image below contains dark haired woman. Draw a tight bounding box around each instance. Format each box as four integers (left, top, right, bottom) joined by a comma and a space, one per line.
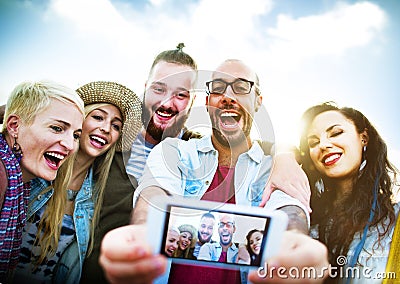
299, 102, 399, 283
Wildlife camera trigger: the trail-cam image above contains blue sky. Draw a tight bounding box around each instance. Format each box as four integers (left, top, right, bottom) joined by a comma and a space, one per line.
0, 0, 399, 166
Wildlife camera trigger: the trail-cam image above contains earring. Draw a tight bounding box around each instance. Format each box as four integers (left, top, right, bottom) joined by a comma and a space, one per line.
315, 178, 325, 197
358, 145, 367, 176
12, 135, 23, 163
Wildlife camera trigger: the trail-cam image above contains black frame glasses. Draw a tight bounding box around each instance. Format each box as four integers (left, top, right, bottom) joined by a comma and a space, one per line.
206, 78, 255, 95
218, 221, 235, 229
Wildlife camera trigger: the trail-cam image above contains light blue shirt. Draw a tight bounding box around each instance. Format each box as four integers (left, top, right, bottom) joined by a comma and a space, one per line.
126, 129, 186, 182
135, 135, 310, 284
198, 241, 238, 263
26, 168, 95, 284
135, 135, 278, 208
311, 202, 399, 284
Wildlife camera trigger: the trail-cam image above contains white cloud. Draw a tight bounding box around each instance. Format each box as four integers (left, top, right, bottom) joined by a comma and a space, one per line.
255, 1, 388, 146
267, 1, 387, 59
1, 0, 394, 154
48, 0, 147, 47
149, 0, 166, 7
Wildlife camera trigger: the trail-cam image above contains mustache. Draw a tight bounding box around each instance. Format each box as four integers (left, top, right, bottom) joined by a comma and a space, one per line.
214, 105, 245, 119
153, 105, 179, 116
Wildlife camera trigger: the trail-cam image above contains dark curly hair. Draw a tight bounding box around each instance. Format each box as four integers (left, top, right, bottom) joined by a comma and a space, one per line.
299, 102, 398, 281
245, 229, 264, 266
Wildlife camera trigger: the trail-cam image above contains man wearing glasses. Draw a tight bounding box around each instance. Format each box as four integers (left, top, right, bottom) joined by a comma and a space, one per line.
197, 214, 238, 263
125, 59, 310, 284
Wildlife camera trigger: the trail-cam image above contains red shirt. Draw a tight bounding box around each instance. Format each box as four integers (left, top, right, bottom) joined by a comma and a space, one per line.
168, 165, 241, 284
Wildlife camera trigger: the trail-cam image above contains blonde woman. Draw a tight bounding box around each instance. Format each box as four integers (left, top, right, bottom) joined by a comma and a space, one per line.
13, 81, 141, 284
0, 80, 84, 281
173, 224, 197, 260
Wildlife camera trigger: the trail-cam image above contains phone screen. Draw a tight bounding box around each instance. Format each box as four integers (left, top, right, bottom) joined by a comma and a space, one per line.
160, 205, 271, 267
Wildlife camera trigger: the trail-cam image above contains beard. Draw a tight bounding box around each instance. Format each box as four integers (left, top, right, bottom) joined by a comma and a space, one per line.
198, 232, 212, 244
219, 234, 233, 246
210, 107, 252, 148
142, 103, 190, 143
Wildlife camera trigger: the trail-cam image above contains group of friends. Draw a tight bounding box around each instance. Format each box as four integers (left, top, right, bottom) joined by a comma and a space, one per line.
165, 212, 265, 267
0, 43, 398, 284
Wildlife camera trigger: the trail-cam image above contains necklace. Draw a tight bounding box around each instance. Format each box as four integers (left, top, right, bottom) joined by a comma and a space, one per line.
66, 189, 79, 201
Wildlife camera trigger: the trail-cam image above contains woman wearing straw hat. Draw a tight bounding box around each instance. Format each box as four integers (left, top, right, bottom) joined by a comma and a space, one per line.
173, 224, 197, 260
12, 81, 142, 284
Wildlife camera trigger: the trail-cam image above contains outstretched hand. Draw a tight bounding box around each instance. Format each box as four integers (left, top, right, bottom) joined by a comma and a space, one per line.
100, 224, 167, 284
260, 152, 311, 212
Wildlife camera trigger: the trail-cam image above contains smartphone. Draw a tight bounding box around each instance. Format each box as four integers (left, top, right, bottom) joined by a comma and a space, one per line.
147, 195, 288, 269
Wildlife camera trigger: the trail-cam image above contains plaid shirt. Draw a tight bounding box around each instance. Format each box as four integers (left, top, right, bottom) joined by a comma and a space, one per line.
0, 134, 30, 280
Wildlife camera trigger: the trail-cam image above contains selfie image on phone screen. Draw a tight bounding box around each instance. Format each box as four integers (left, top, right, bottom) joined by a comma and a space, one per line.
161, 205, 270, 267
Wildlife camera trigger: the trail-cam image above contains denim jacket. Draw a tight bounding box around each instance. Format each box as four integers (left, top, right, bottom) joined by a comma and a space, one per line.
134, 135, 272, 207
28, 168, 95, 284
197, 242, 238, 263
135, 135, 309, 284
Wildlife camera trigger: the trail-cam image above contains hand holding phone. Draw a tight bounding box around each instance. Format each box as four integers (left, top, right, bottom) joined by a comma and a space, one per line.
147, 196, 288, 270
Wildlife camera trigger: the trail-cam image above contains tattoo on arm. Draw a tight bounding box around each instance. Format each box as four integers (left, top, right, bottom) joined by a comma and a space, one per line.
279, 205, 309, 234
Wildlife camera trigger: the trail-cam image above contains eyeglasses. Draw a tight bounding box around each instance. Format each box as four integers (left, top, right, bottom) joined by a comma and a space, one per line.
218, 221, 234, 229
206, 78, 254, 95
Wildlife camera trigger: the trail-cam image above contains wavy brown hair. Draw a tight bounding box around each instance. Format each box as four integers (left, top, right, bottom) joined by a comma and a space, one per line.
245, 229, 264, 266
299, 102, 398, 280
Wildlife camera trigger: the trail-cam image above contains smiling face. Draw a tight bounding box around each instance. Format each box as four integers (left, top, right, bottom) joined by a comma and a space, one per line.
15, 99, 83, 182
198, 216, 215, 244
142, 61, 196, 143
178, 231, 193, 250
307, 110, 367, 181
165, 229, 180, 257
206, 60, 262, 148
79, 104, 122, 160
249, 231, 263, 255
218, 214, 236, 246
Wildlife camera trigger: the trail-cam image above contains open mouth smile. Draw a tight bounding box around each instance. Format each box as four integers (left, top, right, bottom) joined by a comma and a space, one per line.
90, 135, 108, 148
219, 111, 242, 129
44, 151, 66, 170
154, 107, 178, 122
166, 247, 176, 256
322, 153, 342, 166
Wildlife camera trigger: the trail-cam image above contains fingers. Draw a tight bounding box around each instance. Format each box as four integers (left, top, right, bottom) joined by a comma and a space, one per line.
100, 253, 167, 284
100, 224, 168, 284
262, 180, 311, 212
101, 225, 150, 261
260, 183, 273, 207
284, 183, 311, 213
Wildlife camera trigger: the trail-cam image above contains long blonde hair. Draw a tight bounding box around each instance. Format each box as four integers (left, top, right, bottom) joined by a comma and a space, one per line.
33, 103, 119, 264
32, 152, 74, 265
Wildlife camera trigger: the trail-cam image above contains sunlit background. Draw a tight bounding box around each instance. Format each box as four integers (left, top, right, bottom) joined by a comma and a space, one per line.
1, 0, 398, 167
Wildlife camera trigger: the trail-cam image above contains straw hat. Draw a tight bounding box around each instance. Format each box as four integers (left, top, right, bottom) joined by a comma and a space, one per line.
178, 224, 198, 247
76, 81, 142, 152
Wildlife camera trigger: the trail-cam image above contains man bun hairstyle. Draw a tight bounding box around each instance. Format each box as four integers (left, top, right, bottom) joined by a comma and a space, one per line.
149, 42, 197, 72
